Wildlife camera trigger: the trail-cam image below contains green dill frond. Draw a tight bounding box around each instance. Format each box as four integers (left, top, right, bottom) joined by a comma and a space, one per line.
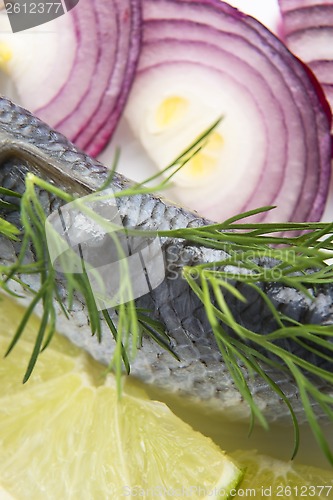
1, 122, 333, 465
0, 186, 21, 240
0, 217, 20, 240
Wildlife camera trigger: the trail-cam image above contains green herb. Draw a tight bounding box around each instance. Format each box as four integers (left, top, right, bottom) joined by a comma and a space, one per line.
0, 187, 21, 240
1, 123, 333, 464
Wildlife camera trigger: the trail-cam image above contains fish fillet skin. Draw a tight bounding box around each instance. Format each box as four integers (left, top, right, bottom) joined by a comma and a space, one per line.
0, 96, 332, 423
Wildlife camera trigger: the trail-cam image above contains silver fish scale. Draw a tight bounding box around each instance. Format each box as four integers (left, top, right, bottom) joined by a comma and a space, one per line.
0, 96, 332, 424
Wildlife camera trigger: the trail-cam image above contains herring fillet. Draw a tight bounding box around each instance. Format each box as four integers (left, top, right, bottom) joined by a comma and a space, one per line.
0, 96, 332, 423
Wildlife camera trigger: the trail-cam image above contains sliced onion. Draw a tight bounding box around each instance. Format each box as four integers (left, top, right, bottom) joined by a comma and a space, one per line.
220, 0, 283, 35
279, 0, 333, 13
124, 0, 332, 223
278, 1, 333, 115
0, 0, 141, 156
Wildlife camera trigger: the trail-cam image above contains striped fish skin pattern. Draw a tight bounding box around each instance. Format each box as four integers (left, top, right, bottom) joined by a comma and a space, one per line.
0, 96, 332, 423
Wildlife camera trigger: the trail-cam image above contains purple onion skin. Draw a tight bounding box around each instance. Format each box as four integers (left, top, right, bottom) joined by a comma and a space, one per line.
75, 0, 143, 156
278, 0, 333, 136
299, 59, 332, 129
34, 0, 142, 158
133, 0, 332, 222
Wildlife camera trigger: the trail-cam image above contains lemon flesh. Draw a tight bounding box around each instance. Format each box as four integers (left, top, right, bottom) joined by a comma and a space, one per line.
0, 294, 242, 499
1, 294, 333, 499
232, 450, 333, 499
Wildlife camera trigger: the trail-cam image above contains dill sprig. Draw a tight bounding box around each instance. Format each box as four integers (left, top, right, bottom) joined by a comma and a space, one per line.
167, 210, 333, 462
1, 124, 333, 464
0, 119, 213, 384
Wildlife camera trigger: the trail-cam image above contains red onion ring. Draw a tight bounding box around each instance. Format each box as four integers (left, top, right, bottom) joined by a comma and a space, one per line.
1, 0, 141, 157
278, 0, 333, 118
125, 0, 332, 223
279, 0, 333, 12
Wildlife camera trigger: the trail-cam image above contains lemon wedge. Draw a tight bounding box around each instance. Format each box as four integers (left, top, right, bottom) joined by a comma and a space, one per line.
0, 294, 242, 499
231, 450, 333, 499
